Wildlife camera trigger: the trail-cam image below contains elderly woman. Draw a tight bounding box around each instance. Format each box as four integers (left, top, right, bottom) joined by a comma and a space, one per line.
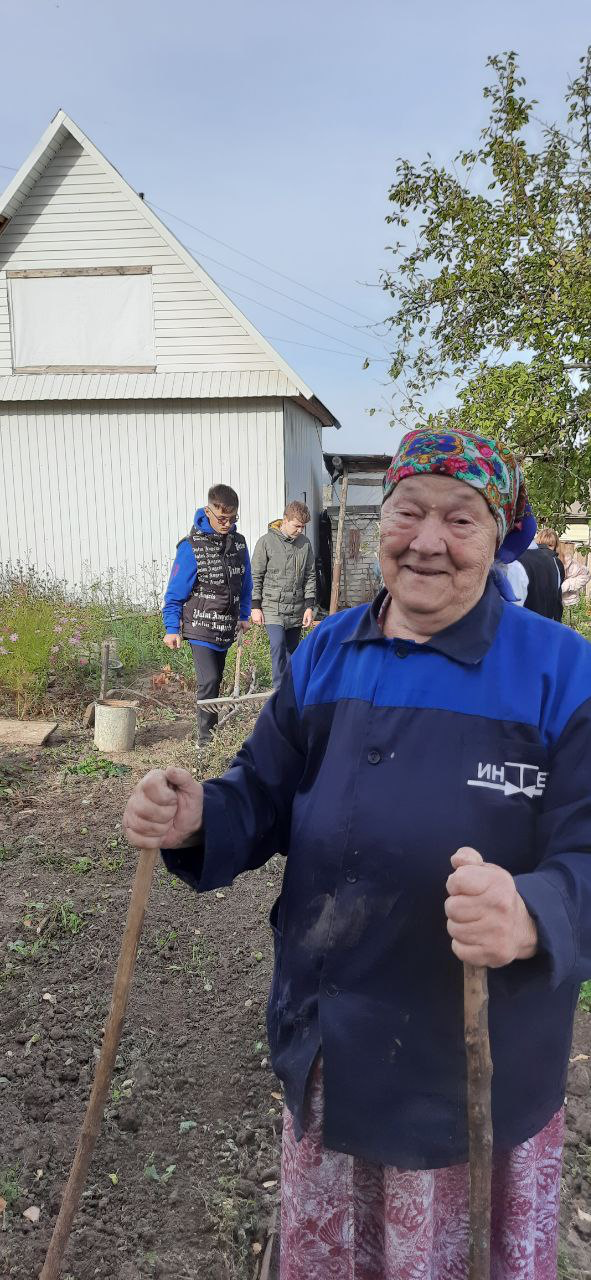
124, 429, 591, 1280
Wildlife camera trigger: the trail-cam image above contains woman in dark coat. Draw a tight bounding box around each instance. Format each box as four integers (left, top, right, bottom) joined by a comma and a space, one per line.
527, 527, 567, 622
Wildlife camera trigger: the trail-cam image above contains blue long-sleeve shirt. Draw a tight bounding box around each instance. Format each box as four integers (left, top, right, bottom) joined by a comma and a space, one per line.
163, 580, 591, 1167
162, 508, 253, 651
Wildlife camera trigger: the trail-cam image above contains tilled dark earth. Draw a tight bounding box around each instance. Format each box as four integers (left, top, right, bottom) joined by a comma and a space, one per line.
0, 704, 590, 1279
0, 712, 282, 1280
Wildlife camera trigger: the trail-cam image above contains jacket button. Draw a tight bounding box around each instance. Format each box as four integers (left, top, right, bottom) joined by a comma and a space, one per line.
394, 643, 409, 658
367, 749, 381, 764
325, 983, 339, 997
345, 870, 358, 884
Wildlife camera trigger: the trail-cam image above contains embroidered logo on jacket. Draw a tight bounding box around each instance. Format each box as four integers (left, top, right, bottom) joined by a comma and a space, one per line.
467, 761, 548, 798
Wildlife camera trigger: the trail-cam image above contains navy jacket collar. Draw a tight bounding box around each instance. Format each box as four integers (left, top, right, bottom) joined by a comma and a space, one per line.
343, 575, 503, 666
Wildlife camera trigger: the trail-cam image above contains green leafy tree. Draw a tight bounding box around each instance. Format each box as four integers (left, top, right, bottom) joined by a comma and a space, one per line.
380, 50, 591, 524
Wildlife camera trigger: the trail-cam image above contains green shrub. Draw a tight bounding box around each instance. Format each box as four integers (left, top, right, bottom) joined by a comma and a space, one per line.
580, 980, 591, 1012
0, 1168, 22, 1209
568, 598, 591, 637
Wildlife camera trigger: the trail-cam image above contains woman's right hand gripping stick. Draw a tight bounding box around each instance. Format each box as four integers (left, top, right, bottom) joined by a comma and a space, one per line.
123, 767, 204, 850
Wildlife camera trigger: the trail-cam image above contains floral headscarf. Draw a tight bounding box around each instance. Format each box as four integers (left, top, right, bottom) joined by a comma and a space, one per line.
382, 428, 536, 562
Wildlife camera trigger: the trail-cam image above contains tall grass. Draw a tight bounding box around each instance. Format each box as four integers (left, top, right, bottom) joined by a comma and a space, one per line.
222, 626, 273, 694
0, 566, 99, 714
0, 563, 273, 716
568, 596, 591, 638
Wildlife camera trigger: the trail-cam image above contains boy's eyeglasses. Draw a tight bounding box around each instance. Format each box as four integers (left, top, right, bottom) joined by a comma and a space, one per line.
208, 503, 237, 526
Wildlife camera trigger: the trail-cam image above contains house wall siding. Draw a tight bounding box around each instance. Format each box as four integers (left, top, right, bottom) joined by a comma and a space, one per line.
0, 398, 285, 599
282, 399, 323, 552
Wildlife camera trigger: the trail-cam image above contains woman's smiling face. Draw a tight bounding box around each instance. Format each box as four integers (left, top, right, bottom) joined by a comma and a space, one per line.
380, 473, 498, 628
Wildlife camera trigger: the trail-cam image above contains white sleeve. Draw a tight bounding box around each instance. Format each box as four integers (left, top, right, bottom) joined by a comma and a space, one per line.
505, 560, 529, 607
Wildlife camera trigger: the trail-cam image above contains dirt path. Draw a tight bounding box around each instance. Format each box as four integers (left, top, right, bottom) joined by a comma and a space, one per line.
0, 713, 590, 1278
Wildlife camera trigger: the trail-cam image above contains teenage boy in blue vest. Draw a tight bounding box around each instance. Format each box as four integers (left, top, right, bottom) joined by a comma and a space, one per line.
162, 484, 253, 747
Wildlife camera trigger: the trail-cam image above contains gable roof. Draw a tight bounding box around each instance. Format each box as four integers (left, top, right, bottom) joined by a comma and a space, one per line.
0, 110, 339, 427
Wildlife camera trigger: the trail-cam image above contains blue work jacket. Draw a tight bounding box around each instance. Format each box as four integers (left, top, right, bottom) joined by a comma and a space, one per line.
163, 580, 591, 1168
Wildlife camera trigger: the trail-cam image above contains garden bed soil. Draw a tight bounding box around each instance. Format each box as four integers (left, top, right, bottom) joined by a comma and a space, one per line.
0, 705, 590, 1279
0, 717, 282, 1280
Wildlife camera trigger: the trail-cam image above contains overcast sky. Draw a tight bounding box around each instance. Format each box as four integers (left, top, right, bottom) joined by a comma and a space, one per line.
2, 0, 590, 457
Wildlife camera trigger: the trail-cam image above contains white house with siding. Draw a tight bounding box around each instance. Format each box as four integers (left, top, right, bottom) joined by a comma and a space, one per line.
0, 110, 338, 598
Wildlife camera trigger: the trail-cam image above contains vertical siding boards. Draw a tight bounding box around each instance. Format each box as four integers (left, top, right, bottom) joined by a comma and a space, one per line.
0, 134, 277, 375
0, 273, 9, 374
282, 400, 323, 551
0, 399, 284, 599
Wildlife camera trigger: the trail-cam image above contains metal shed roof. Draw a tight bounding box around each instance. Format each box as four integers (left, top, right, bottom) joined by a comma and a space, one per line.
0, 369, 301, 403
324, 452, 391, 480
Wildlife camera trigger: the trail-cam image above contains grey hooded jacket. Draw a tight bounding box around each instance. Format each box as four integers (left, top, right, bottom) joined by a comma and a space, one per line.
251, 522, 316, 627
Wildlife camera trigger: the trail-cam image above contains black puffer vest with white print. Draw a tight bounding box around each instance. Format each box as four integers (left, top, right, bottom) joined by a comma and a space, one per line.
181, 525, 247, 648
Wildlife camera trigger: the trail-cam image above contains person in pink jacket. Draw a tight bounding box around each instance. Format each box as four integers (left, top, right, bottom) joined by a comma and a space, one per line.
562, 552, 591, 609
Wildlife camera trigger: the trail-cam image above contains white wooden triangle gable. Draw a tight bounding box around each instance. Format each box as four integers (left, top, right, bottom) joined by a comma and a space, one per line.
0, 110, 318, 396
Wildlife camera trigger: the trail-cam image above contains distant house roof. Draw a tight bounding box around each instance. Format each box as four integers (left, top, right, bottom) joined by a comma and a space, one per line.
324, 452, 391, 480
0, 110, 340, 426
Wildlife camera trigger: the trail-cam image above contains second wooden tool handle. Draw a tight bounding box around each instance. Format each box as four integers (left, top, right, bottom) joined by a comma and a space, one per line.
464, 961, 493, 1280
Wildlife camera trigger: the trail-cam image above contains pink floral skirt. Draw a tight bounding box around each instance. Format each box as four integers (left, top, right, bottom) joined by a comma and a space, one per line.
280, 1066, 564, 1280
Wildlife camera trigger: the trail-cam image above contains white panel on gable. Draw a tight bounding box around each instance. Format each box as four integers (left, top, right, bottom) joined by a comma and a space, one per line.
10, 273, 155, 369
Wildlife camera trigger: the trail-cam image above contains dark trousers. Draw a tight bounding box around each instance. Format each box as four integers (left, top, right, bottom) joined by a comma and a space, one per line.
191, 644, 227, 743
265, 624, 301, 689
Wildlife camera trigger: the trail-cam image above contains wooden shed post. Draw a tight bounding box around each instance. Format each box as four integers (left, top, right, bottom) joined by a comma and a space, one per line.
329, 466, 349, 614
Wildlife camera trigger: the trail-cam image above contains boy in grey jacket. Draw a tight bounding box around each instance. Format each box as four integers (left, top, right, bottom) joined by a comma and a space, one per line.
250, 501, 316, 687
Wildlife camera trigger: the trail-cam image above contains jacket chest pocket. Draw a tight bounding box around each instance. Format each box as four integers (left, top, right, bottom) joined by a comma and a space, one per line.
459, 736, 549, 874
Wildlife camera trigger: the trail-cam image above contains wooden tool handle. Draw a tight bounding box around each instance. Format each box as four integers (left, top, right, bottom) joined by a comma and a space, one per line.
99, 641, 110, 702
233, 628, 244, 698
464, 962, 493, 1280
39, 846, 158, 1280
